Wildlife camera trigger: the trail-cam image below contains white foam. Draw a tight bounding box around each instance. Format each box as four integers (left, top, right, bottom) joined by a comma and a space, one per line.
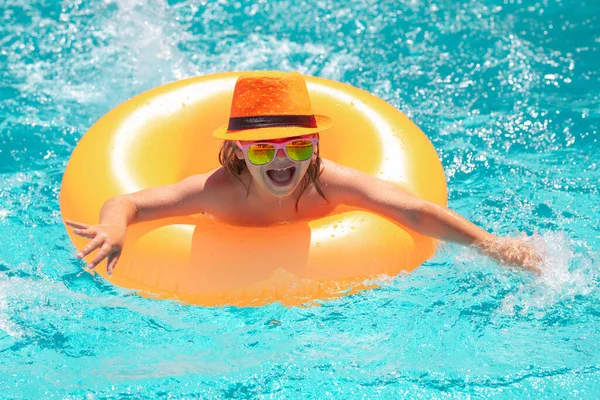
0, 274, 25, 338
499, 232, 597, 316
449, 231, 597, 316
0, 209, 9, 221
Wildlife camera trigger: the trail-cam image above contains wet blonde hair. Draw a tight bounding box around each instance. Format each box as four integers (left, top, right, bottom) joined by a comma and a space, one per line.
218, 134, 327, 211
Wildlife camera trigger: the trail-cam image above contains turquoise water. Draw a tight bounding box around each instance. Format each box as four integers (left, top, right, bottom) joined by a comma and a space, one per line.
1, 0, 599, 397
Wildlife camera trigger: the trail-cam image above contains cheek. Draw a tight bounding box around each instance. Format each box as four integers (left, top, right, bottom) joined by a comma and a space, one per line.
245, 162, 263, 178
297, 160, 312, 178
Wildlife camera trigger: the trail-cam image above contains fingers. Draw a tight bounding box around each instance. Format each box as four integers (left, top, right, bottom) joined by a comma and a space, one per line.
87, 242, 114, 270
76, 235, 105, 261
507, 244, 543, 275
524, 254, 543, 275
480, 238, 543, 275
65, 220, 90, 229
107, 252, 121, 275
71, 224, 123, 275
72, 228, 96, 239
519, 257, 541, 275
520, 244, 543, 272
67, 220, 96, 239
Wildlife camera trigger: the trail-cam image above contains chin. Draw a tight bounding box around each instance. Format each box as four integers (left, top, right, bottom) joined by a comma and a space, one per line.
263, 178, 301, 198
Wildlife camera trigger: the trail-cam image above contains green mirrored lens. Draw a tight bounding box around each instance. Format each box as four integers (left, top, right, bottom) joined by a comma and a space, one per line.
286, 140, 314, 161
247, 144, 276, 165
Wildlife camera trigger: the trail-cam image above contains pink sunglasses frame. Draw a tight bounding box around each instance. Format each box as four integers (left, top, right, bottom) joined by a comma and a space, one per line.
236, 137, 319, 166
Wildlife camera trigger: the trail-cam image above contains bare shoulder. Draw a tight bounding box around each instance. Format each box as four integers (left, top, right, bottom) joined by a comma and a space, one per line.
320, 158, 371, 185
177, 167, 243, 201
319, 158, 386, 194
319, 158, 418, 208
319, 159, 373, 207
178, 167, 231, 190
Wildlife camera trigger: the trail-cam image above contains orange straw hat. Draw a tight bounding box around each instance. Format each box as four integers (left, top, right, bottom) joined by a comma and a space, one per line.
213, 71, 333, 141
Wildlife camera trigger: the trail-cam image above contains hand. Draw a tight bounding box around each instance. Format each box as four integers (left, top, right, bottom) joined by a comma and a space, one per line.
477, 237, 543, 274
65, 220, 126, 275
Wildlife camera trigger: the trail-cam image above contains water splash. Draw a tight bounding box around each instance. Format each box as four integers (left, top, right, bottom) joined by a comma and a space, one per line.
449, 231, 598, 317
500, 232, 598, 317
0, 274, 24, 339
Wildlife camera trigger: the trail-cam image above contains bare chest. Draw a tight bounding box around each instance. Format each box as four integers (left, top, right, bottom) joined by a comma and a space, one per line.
208, 191, 336, 226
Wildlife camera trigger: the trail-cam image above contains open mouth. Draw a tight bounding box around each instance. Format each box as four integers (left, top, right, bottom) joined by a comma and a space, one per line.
266, 166, 296, 186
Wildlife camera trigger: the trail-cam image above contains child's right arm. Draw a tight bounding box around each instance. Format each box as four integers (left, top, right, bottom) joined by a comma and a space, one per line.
65, 173, 211, 274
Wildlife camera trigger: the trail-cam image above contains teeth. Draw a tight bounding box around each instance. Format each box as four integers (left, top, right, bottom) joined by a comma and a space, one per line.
273, 167, 291, 171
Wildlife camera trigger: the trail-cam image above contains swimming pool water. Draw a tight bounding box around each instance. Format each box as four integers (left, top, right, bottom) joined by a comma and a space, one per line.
1, 0, 599, 398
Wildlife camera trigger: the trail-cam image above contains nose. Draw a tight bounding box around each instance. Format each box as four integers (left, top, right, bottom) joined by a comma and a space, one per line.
275, 148, 286, 159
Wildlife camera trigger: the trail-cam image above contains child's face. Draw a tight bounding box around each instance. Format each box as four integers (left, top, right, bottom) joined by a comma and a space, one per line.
236, 134, 317, 198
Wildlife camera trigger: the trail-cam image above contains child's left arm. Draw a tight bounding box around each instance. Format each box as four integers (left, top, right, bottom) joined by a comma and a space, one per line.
322, 161, 542, 273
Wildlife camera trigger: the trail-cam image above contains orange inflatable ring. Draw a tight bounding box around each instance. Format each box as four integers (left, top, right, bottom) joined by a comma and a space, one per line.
60, 72, 448, 307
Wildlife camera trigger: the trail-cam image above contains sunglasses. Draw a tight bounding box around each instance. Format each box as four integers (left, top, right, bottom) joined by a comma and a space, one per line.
236, 137, 318, 166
